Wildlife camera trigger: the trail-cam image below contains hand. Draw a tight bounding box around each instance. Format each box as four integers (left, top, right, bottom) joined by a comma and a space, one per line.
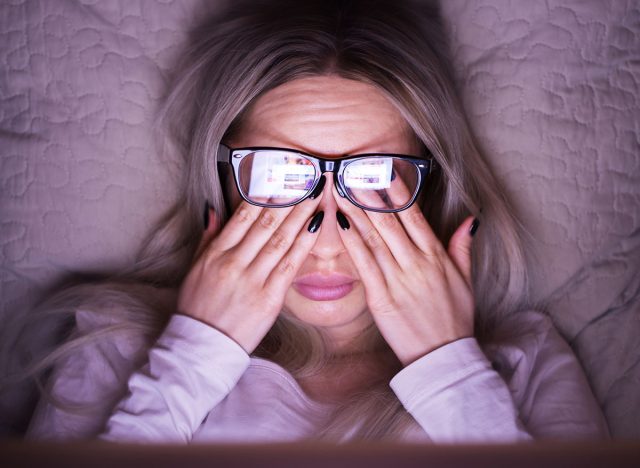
177, 195, 323, 354
333, 185, 476, 366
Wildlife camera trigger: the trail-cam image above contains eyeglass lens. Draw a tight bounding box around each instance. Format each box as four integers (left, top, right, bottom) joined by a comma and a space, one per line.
237, 150, 419, 210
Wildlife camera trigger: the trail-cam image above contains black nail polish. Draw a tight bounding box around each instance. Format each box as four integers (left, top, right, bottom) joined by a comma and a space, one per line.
390, 168, 396, 181
307, 211, 324, 233
470, 218, 480, 237
309, 175, 326, 199
203, 200, 210, 230
336, 211, 350, 230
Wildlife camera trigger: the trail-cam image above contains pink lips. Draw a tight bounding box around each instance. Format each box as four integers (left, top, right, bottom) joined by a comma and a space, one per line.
293, 273, 355, 301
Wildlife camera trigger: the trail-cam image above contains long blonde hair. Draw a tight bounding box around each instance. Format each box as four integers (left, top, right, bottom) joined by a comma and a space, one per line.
2, 0, 529, 440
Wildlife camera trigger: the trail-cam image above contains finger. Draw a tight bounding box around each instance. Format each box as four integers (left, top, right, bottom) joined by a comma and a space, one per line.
341, 177, 441, 269
353, 169, 441, 257
193, 203, 222, 262
382, 164, 444, 254
208, 201, 264, 253
333, 185, 401, 278
363, 210, 418, 269
264, 215, 323, 294
333, 211, 390, 306
395, 202, 444, 256
235, 194, 322, 267
338, 183, 419, 269
447, 216, 476, 287
347, 186, 389, 211
249, 201, 325, 278
386, 164, 414, 209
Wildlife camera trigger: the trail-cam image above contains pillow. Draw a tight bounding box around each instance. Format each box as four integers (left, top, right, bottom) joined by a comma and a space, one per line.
1, 0, 638, 437
0, 0, 199, 322
0, 0, 204, 433
441, 0, 640, 436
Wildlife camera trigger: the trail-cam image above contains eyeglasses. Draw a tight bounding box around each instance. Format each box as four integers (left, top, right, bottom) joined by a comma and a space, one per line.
217, 144, 435, 213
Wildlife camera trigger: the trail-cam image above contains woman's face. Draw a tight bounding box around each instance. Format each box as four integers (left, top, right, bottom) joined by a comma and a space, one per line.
228, 75, 420, 349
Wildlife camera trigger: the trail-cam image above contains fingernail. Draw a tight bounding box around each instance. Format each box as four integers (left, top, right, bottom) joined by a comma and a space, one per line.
390, 169, 396, 181
203, 200, 211, 230
309, 175, 326, 199
336, 211, 350, 230
469, 218, 480, 237
307, 211, 324, 233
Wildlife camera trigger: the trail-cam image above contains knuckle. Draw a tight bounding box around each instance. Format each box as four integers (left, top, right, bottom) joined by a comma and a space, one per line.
378, 214, 400, 230
265, 230, 289, 253
458, 244, 472, 258
235, 205, 255, 224
275, 257, 297, 277
405, 207, 426, 226
258, 211, 279, 230
363, 228, 384, 250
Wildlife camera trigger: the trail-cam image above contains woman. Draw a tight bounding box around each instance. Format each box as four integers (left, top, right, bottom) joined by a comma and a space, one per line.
24, 0, 608, 442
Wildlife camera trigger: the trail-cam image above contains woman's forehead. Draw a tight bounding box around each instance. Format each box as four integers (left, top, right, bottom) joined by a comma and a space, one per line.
234, 76, 419, 157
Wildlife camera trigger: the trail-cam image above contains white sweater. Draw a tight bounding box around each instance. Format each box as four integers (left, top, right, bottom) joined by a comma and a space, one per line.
28, 310, 609, 442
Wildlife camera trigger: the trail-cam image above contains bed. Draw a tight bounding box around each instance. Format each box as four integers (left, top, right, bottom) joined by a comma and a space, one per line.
1, 0, 638, 439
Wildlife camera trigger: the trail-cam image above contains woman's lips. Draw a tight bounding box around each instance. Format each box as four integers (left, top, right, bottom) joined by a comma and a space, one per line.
293, 273, 355, 301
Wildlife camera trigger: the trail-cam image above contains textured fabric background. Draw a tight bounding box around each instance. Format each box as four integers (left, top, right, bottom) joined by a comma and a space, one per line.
1, 0, 638, 437
441, 0, 640, 436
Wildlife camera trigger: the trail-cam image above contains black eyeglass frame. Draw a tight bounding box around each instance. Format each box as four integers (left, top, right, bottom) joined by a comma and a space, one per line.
217, 143, 435, 213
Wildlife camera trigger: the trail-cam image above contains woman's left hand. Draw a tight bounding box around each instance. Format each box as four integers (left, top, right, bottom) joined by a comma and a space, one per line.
334, 185, 477, 366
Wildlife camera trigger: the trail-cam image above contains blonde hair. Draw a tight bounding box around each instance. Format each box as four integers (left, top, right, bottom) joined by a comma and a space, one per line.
2, 0, 529, 440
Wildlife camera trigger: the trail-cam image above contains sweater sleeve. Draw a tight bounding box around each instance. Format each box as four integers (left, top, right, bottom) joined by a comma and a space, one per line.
390, 337, 531, 442
27, 308, 152, 440
488, 311, 610, 439
389, 310, 609, 442
100, 314, 250, 443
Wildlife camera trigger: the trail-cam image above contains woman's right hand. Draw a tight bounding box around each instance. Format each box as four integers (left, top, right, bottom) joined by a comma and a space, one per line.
177, 193, 324, 354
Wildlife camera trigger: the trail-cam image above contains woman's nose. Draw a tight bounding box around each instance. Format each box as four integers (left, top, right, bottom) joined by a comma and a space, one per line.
310, 173, 346, 260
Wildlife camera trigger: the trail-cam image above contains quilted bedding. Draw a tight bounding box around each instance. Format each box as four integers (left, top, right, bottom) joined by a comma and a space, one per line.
1, 0, 638, 437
